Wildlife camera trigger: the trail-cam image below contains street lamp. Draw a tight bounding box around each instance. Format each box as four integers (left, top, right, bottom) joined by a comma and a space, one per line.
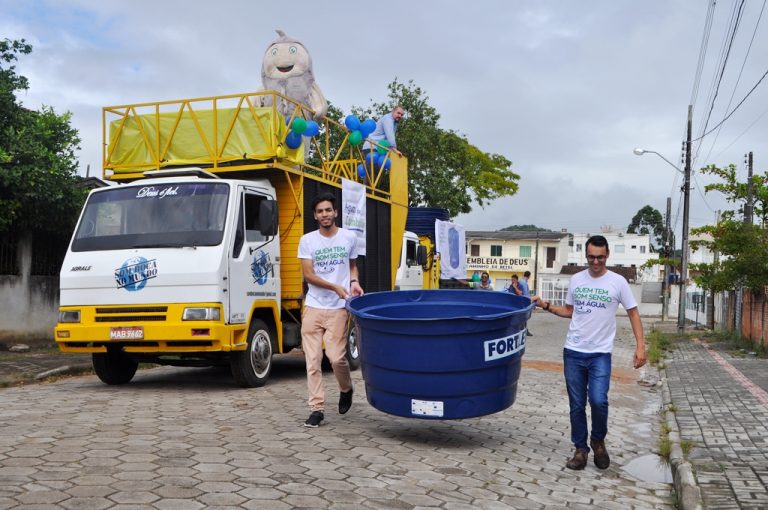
633, 148, 683, 174
633, 106, 693, 335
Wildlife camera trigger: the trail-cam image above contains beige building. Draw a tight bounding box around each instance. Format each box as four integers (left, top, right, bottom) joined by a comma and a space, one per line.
465, 231, 570, 292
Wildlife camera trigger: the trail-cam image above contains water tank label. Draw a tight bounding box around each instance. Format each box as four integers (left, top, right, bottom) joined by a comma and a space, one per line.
484, 330, 526, 361
411, 399, 444, 417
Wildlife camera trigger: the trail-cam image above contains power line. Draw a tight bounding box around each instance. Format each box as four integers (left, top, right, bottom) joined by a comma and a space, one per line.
695, 0, 746, 162
701, 0, 765, 164
693, 65, 768, 142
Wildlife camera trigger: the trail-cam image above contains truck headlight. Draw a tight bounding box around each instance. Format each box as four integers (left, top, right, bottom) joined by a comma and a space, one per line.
182, 307, 221, 321
59, 310, 81, 323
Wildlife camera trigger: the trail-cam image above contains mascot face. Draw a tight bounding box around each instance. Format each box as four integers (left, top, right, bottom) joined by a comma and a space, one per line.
263, 42, 311, 79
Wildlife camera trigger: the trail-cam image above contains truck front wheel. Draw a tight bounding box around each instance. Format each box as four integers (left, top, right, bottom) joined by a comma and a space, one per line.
231, 319, 273, 388
92, 347, 138, 385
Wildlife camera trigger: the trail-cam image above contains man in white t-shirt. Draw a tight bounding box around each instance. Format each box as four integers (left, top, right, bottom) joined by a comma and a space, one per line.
298, 192, 364, 428
533, 235, 646, 471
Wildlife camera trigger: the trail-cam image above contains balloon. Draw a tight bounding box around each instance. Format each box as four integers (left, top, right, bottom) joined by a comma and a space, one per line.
376, 139, 390, 155
348, 130, 363, 146
382, 158, 392, 171
344, 115, 361, 132
291, 118, 307, 134
285, 131, 303, 149
365, 151, 378, 168
360, 118, 376, 137
303, 120, 320, 137
357, 163, 366, 179
471, 271, 481, 282
375, 152, 385, 167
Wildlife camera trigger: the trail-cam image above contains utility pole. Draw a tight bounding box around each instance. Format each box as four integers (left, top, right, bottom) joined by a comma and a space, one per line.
533, 231, 540, 294
662, 197, 672, 321
735, 152, 753, 338
706, 209, 720, 330
677, 105, 692, 333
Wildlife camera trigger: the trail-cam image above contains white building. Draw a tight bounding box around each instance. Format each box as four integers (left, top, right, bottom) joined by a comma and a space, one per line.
566, 230, 660, 282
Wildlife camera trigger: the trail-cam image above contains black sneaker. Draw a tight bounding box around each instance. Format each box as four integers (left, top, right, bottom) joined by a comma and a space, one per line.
526, 330, 534, 336
304, 411, 324, 428
339, 389, 353, 414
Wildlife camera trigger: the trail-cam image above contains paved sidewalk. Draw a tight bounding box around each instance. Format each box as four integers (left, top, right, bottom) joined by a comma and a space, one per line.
659, 322, 768, 509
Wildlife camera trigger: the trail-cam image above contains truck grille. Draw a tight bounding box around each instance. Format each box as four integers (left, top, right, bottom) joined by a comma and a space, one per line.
94, 306, 168, 323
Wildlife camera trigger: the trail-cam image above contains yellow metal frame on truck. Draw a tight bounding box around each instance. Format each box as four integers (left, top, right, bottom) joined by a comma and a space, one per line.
102, 90, 409, 290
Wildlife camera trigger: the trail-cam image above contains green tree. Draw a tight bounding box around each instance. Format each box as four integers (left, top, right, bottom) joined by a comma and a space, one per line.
690, 163, 768, 293
500, 224, 552, 232
350, 79, 520, 217
0, 38, 85, 235
627, 205, 665, 249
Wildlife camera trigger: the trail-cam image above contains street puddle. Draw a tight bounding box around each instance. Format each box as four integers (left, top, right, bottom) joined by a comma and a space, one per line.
622, 454, 673, 483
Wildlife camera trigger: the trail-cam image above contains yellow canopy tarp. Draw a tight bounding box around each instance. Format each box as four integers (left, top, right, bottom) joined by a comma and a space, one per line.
107, 106, 304, 173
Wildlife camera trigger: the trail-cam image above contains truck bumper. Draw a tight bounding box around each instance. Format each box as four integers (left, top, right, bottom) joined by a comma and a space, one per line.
54, 303, 245, 354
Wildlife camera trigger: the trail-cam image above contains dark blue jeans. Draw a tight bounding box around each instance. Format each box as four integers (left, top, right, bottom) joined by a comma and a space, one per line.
563, 348, 612, 451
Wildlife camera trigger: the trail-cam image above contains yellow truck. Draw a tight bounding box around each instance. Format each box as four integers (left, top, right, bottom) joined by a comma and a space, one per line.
55, 91, 408, 387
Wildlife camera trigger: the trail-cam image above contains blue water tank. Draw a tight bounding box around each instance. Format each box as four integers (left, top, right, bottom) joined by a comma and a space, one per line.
405, 207, 450, 236
347, 290, 534, 419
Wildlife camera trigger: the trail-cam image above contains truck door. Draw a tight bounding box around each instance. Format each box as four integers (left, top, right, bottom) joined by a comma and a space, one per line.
228, 188, 280, 325
396, 234, 423, 290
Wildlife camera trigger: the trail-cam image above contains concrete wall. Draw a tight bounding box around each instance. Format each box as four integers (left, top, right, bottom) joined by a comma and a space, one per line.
0, 238, 59, 343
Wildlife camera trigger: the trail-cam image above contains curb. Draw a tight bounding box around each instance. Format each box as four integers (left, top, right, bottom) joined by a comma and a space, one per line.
660, 366, 703, 510
34, 363, 92, 381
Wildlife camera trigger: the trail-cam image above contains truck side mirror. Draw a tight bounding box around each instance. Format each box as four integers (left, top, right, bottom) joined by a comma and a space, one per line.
258, 199, 278, 236
416, 245, 428, 266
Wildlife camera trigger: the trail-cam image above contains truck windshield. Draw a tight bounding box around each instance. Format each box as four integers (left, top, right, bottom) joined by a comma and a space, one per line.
71, 182, 229, 252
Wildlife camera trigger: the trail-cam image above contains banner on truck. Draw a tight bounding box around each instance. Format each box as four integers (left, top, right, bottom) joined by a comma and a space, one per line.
435, 220, 466, 280
342, 178, 366, 255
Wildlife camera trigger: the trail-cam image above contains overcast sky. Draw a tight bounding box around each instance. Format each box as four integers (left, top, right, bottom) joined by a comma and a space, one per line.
3, 0, 767, 240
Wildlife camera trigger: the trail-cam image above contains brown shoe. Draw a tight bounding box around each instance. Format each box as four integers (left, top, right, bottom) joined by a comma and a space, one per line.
590, 439, 610, 469
566, 448, 588, 470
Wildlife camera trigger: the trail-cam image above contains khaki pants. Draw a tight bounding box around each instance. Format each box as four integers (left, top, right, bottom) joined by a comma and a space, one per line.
301, 306, 352, 411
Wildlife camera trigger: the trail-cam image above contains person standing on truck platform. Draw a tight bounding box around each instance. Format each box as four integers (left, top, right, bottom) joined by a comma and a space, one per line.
363, 106, 405, 159
298, 192, 364, 428
532, 235, 646, 471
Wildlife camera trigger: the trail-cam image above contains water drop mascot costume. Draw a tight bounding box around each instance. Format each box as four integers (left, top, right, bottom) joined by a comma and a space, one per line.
261, 30, 328, 121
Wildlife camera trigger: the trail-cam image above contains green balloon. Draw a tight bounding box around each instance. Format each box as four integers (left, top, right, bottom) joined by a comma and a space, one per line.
376, 139, 390, 155
292, 117, 307, 134
349, 130, 363, 146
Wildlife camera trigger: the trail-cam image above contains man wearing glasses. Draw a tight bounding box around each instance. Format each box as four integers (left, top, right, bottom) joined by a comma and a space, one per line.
533, 235, 646, 471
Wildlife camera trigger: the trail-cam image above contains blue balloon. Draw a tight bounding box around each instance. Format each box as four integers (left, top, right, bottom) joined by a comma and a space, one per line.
382, 158, 392, 171
375, 152, 385, 167
365, 151, 378, 168
303, 120, 320, 137
345, 115, 361, 132
360, 118, 376, 137
285, 131, 302, 149
357, 163, 366, 178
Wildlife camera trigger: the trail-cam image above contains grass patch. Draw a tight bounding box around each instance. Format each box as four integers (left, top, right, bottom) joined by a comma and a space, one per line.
658, 436, 672, 462
681, 440, 695, 457
667, 403, 678, 413
697, 329, 768, 358
648, 329, 673, 366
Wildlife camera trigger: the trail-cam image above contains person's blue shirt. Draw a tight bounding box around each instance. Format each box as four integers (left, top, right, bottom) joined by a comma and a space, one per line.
363, 112, 398, 151
518, 278, 530, 297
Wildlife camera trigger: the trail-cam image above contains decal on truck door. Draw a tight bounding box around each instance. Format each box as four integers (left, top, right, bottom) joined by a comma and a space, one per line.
115, 256, 158, 291
250, 250, 273, 285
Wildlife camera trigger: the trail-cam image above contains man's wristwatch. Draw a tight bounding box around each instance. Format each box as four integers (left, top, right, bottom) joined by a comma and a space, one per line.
544, 302, 551, 311
350, 279, 358, 283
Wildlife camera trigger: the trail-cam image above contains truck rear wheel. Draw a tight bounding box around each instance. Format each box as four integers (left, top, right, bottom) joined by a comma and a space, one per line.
346, 322, 361, 371
92, 347, 138, 385
231, 319, 273, 388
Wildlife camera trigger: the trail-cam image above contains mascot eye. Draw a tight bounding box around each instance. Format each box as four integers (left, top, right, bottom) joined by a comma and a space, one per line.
289, 46, 297, 54
271, 48, 278, 56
